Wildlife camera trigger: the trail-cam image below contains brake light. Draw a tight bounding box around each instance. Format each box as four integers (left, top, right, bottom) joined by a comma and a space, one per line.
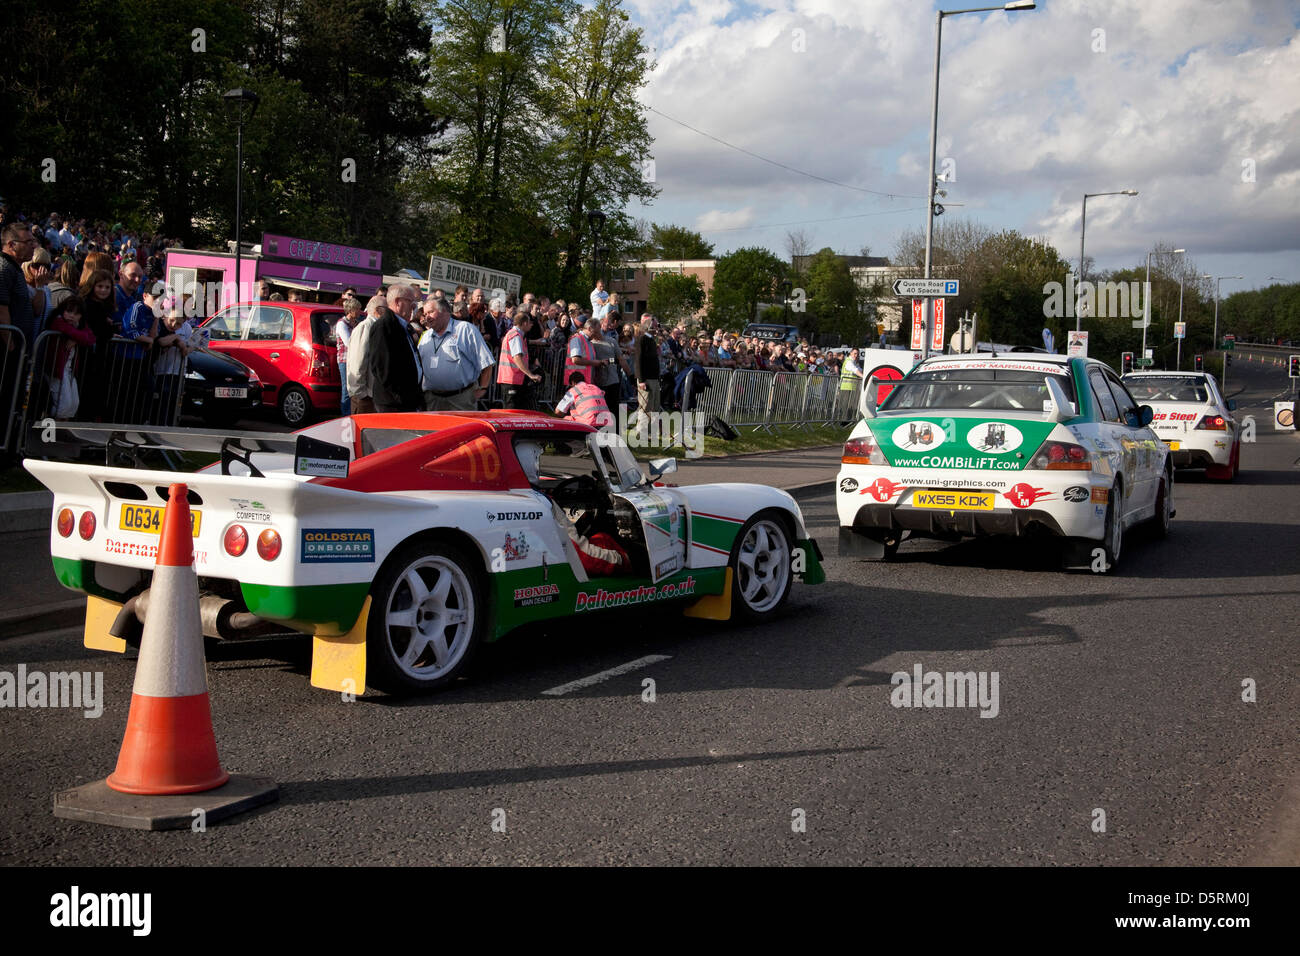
224, 524, 249, 556
78, 510, 96, 540
309, 346, 332, 379
843, 434, 887, 466
1196, 414, 1227, 431
1029, 441, 1092, 470
257, 529, 282, 561
57, 508, 75, 537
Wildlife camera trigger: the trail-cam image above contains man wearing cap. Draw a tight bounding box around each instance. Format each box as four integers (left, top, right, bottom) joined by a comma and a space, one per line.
497, 311, 542, 409
418, 296, 495, 411
565, 317, 609, 388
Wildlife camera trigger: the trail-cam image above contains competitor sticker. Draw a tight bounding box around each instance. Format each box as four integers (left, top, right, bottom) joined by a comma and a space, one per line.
839, 477, 859, 493
1003, 484, 1051, 509
301, 528, 375, 563
229, 498, 271, 523
966, 422, 1024, 454
892, 421, 944, 451
502, 532, 530, 561
1063, 486, 1089, 503
513, 584, 559, 608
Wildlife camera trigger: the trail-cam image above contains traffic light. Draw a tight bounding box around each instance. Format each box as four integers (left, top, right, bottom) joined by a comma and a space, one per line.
1194, 354, 1204, 371
1225, 354, 1232, 368
1290, 355, 1300, 379
1121, 351, 1134, 374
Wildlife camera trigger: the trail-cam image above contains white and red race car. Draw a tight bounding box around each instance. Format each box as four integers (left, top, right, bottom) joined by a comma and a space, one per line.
1121, 371, 1241, 480
26, 412, 823, 694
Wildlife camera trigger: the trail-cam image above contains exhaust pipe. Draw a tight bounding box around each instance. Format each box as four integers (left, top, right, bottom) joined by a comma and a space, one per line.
121, 588, 268, 640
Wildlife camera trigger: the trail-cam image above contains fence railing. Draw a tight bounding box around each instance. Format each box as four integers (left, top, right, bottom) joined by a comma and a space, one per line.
16, 330, 191, 459
0, 324, 28, 455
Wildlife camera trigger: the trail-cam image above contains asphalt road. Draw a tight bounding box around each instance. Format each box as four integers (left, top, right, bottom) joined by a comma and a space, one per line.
1, 359, 1296, 865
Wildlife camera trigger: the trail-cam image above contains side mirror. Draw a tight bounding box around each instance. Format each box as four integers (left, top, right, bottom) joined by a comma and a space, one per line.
1139, 404, 1155, 427
649, 457, 677, 479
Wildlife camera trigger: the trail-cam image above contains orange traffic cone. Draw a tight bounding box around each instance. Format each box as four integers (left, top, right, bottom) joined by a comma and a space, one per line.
106, 483, 230, 795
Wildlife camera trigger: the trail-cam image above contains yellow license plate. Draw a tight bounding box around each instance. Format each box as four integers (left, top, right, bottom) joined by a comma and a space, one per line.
910, 490, 995, 511
1167, 441, 1181, 450
118, 503, 202, 536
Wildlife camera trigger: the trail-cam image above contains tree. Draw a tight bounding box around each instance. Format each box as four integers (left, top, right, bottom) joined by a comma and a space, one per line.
969, 231, 1072, 347
651, 224, 714, 260
803, 248, 867, 342
708, 247, 785, 329
648, 272, 706, 325
785, 228, 812, 264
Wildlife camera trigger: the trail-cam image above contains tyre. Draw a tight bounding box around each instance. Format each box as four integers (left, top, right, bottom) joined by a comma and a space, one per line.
1098, 483, 1124, 572
730, 511, 794, 621
366, 538, 484, 693
1150, 469, 1173, 539
278, 384, 313, 427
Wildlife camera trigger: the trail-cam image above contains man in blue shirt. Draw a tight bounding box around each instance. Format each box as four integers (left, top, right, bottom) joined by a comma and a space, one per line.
417, 298, 495, 411
112, 280, 162, 423
113, 261, 145, 329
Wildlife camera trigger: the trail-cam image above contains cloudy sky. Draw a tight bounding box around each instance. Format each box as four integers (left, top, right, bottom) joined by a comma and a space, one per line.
622, 0, 1300, 293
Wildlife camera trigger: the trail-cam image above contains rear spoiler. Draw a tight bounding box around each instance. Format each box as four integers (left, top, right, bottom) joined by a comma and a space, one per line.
39, 423, 351, 479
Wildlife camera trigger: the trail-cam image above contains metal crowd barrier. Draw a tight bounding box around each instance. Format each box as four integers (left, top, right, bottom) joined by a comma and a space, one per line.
0, 324, 28, 455
17, 330, 191, 459
656, 364, 862, 429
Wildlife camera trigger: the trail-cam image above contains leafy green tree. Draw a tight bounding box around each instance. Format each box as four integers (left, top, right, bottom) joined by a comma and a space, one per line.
708, 247, 785, 329
804, 248, 867, 342
650, 224, 714, 260
648, 272, 706, 324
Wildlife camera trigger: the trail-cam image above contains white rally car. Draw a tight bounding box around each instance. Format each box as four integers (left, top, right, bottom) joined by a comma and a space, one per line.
26, 411, 823, 695
837, 353, 1172, 571
1121, 371, 1240, 480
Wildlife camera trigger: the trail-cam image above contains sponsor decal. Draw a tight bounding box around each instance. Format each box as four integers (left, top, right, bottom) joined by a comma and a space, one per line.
654, 555, 682, 579
1003, 483, 1052, 508
513, 583, 560, 608
861, 477, 907, 501
301, 528, 375, 563
502, 532, 530, 561
488, 510, 544, 523
896, 455, 1023, 470
1095, 505, 1106, 518
296, 456, 348, 477
892, 421, 945, 451
575, 576, 697, 612
1154, 411, 1198, 422
1091, 486, 1110, 504
839, 477, 860, 493
1063, 486, 1090, 503
105, 538, 208, 566
966, 422, 1024, 454
229, 498, 271, 523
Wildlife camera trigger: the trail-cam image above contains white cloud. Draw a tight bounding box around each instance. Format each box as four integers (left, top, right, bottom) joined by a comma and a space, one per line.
696, 206, 758, 230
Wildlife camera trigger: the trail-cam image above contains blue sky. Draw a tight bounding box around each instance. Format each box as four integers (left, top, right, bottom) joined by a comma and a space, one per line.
619, 0, 1300, 293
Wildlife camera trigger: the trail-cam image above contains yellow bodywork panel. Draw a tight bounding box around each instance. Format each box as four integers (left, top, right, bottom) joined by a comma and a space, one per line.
311, 595, 369, 694
84, 595, 127, 653
683, 568, 733, 621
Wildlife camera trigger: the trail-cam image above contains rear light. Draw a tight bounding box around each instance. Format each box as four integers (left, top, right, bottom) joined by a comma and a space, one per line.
843, 434, 887, 466
1196, 414, 1227, 430
1028, 441, 1092, 470
57, 508, 74, 537
309, 346, 332, 379
257, 529, 282, 561
224, 524, 249, 556
78, 510, 96, 540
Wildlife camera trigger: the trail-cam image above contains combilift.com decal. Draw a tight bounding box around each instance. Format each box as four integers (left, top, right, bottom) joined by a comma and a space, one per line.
869, 418, 1057, 469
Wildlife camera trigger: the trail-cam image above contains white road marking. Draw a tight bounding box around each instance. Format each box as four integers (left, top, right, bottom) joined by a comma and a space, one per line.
542, 654, 672, 696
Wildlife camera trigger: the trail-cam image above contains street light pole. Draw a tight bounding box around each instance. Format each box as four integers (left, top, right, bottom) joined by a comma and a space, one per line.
922, 1, 1036, 357
1169, 248, 1185, 369
1077, 188, 1137, 331
223, 88, 259, 308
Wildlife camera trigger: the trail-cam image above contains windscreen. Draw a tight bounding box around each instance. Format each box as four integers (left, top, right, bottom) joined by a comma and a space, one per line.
1123, 377, 1209, 403
880, 365, 1076, 413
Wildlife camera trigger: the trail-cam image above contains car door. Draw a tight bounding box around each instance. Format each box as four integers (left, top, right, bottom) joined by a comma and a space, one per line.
1086, 368, 1136, 510
589, 435, 689, 582
237, 305, 297, 401
1104, 371, 1159, 518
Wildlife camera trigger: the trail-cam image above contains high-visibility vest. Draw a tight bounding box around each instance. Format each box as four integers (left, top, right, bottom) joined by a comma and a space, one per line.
564, 332, 595, 385
497, 327, 527, 385
839, 358, 862, 391
564, 382, 611, 427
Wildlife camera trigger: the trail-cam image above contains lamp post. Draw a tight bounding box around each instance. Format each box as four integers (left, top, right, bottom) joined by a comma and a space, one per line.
922, 0, 1037, 356
1170, 249, 1186, 368
586, 210, 606, 298
223, 88, 260, 308
1078, 189, 1138, 331
1213, 275, 1243, 352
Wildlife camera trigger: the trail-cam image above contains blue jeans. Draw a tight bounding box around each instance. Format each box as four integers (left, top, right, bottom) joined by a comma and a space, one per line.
339, 362, 350, 416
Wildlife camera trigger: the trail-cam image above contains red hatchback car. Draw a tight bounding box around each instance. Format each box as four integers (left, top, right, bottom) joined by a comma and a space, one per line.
198, 301, 344, 425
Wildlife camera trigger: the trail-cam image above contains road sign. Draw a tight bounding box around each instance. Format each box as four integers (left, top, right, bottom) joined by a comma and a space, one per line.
910, 299, 925, 350
1221, 337, 1234, 350
1067, 330, 1088, 357
1134, 357, 1154, 367
893, 278, 959, 297
1174, 322, 1186, 339
932, 298, 945, 352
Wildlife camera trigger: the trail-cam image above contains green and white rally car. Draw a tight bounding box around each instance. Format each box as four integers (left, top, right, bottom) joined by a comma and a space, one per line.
837, 353, 1173, 570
